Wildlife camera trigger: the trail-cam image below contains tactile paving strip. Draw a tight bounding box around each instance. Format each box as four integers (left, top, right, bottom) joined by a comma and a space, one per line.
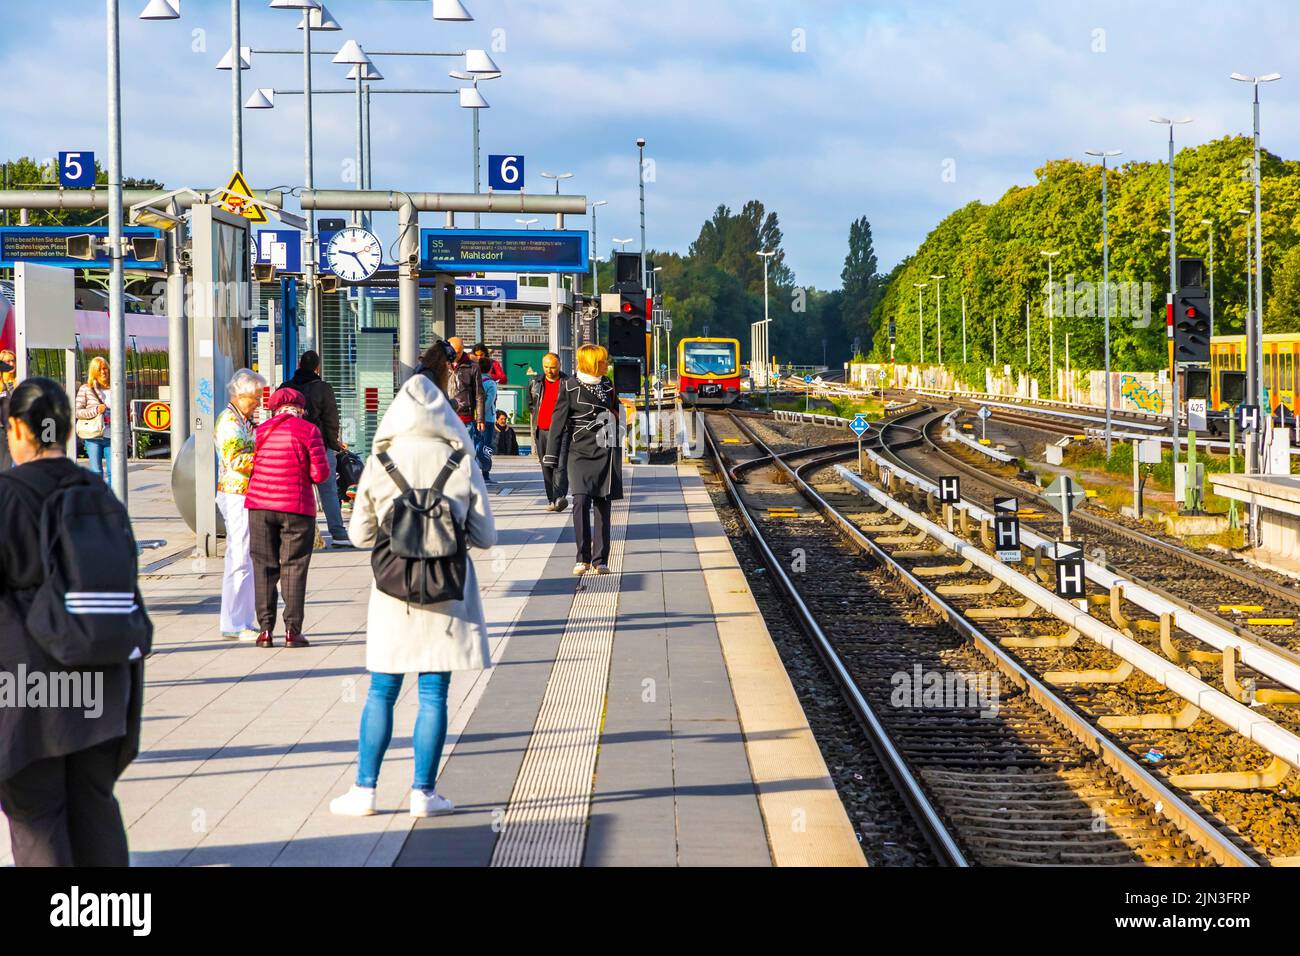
489, 473, 634, 867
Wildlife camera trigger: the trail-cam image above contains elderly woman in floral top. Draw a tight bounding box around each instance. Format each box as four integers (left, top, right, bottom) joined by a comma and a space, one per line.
216, 368, 266, 641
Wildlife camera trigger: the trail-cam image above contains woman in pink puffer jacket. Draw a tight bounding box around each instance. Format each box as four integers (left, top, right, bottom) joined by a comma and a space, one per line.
244, 386, 329, 649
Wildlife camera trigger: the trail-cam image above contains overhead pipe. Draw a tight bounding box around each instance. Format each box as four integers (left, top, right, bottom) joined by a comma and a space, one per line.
300, 189, 587, 215
0, 188, 284, 211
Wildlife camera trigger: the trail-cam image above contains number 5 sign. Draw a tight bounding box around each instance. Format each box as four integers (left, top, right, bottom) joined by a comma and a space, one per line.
488, 154, 524, 192
58, 151, 96, 188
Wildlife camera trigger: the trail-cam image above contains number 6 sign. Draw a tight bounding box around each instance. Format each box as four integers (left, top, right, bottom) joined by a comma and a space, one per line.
488, 154, 524, 192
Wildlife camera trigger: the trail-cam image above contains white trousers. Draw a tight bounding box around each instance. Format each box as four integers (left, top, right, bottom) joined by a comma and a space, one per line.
217, 491, 257, 634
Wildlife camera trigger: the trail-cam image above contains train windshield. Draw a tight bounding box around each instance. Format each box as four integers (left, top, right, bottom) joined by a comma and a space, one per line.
682, 341, 737, 376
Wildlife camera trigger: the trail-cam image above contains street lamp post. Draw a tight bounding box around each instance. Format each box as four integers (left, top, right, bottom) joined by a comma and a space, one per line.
1237, 209, 1253, 334
1087, 149, 1122, 457
1231, 72, 1281, 478
930, 274, 945, 368
758, 250, 775, 408
914, 282, 926, 365
961, 293, 967, 365
1151, 116, 1192, 487
637, 138, 648, 290
1040, 250, 1059, 399
589, 199, 607, 300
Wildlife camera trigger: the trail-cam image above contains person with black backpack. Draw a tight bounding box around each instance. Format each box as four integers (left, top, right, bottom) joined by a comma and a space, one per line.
0, 378, 150, 866
329, 371, 496, 818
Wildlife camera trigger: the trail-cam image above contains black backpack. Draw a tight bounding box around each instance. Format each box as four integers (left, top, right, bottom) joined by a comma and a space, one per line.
370, 448, 468, 608
1, 468, 153, 667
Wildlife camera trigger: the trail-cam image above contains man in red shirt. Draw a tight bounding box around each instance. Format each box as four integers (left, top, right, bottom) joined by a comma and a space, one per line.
527, 352, 569, 512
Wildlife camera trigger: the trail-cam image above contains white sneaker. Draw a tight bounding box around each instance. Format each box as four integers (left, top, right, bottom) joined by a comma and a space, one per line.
237, 628, 261, 643
410, 790, 455, 818
330, 785, 377, 817
573, 562, 590, 576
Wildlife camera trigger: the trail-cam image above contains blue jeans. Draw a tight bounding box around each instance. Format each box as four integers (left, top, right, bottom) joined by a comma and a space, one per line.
314, 447, 348, 541
356, 672, 451, 791
83, 437, 111, 486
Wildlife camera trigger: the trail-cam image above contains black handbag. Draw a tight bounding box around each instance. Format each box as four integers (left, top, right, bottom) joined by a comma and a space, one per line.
370, 448, 468, 608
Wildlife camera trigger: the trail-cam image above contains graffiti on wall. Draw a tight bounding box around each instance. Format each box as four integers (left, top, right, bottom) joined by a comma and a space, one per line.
1120, 375, 1164, 414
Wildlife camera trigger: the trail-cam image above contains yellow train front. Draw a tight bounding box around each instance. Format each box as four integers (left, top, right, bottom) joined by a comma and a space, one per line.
1210, 333, 1297, 421
678, 337, 741, 406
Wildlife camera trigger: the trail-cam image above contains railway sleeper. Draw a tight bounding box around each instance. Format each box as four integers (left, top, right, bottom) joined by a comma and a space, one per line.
966, 596, 1042, 620
875, 529, 930, 546
1044, 660, 1135, 686
1098, 700, 1202, 731
914, 558, 975, 578
1000, 628, 1082, 649
937, 576, 1005, 597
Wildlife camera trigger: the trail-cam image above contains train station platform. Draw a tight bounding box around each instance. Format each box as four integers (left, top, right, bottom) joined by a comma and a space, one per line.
0, 457, 862, 868
1210, 473, 1300, 578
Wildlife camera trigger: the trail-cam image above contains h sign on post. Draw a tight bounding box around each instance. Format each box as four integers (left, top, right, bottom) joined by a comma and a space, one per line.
1054, 542, 1087, 600
488, 154, 524, 191
938, 476, 961, 504
993, 497, 1021, 563
1239, 404, 1260, 433
58, 151, 96, 188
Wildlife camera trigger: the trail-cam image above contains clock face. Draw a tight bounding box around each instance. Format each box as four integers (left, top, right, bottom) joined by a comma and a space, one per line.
326, 227, 382, 282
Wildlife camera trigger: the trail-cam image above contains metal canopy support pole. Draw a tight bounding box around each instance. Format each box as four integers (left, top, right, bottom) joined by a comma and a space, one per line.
1252, 81, 1266, 478
231, 0, 242, 172
397, 198, 420, 379
1101, 156, 1113, 458
106, 0, 127, 504
302, 18, 317, 353
1167, 125, 1181, 494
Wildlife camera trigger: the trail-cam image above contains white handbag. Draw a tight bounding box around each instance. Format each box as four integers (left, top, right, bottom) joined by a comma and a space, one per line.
76, 385, 106, 441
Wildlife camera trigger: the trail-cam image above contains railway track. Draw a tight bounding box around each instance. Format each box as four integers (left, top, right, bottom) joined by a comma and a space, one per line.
705, 408, 1249, 866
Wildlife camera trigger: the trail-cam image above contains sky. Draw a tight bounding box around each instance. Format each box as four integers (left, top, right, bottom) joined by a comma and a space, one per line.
2, 0, 1298, 290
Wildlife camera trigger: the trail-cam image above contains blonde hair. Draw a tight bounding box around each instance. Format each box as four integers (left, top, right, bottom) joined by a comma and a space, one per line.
0, 350, 14, 391
87, 356, 110, 388
576, 344, 609, 377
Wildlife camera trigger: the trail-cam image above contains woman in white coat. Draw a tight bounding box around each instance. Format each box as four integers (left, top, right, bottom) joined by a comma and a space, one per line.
331, 362, 497, 818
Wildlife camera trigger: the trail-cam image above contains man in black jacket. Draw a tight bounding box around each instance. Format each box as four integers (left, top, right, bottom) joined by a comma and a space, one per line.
288, 351, 351, 547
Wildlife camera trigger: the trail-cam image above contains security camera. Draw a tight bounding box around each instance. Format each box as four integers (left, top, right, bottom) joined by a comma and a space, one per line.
130, 236, 163, 263
66, 234, 98, 260
254, 263, 278, 283
318, 274, 340, 294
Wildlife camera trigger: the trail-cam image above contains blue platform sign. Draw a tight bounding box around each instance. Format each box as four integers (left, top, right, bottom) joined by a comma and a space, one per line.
421, 228, 589, 274
255, 228, 302, 274
850, 414, 869, 438
455, 278, 518, 302
487, 154, 524, 191
0, 226, 163, 269
804, 374, 813, 384
58, 151, 96, 188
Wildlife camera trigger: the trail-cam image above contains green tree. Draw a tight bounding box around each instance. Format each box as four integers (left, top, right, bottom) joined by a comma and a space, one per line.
841, 216, 880, 352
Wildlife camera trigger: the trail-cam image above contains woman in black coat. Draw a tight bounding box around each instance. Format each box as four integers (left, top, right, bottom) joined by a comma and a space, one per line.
542, 345, 623, 575
0, 378, 144, 866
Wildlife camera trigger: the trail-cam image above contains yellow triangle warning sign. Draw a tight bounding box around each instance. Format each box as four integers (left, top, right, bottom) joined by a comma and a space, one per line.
218, 170, 268, 224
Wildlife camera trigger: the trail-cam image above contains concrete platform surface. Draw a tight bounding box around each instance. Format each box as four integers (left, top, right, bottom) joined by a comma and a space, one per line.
0, 456, 861, 867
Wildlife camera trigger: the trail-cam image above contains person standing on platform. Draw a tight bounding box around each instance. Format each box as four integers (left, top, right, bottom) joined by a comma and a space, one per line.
288, 350, 352, 548
75, 356, 112, 486
0, 378, 148, 866
215, 369, 265, 642
528, 352, 569, 512
446, 336, 486, 447
493, 409, 520, 457
244, 386, 329, 649
330, 371, 496, 818
475, 348, 498, 482
479, 343, 507, 386
543, 345, 622, 575
0, 351, 16, 472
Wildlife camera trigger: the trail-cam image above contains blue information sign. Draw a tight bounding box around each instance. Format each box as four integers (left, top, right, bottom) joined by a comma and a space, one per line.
0, 226, 163, 269
455, 279, 518, 301
487, 154, 524, 191
850, 414, 869, 438
255, 229, 303, 274
420, 228, 589, 274
58, 151, 96, 188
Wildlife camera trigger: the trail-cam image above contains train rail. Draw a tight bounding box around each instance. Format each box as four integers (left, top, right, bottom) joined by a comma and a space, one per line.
705, 408, 1256, 866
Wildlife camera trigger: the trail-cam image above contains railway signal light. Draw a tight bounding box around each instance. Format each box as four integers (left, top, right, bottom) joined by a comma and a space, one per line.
609, 292, 648, 361
1174, 257, 1211, 364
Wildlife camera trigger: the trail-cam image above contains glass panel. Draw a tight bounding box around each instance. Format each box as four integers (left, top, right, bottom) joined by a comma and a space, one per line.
681, 340, 738, 376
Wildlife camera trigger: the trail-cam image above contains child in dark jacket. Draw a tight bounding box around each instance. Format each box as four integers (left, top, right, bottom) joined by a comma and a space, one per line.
493, 410, 521, 456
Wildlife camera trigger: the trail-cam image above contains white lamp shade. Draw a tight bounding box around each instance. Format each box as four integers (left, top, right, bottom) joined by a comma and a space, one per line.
465, 49, 500, 74
139, 0, 180, 19
298, 4, 340, 30
216, 46, 253, 70
346, 64, 384, 81
332, 39, 371, 65
433, 0, 473, 21
459, 86, 489, 109
244, 88, 276, 109
269, 0, 319, 10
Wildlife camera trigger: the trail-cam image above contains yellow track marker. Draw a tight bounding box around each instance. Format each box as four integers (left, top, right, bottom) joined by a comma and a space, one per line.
1247, 618, 1295, 627
722, 438, 742, 444
1220, 605, 1264, 613
1073, 434, 1087, 441
978, 439, 991, 445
